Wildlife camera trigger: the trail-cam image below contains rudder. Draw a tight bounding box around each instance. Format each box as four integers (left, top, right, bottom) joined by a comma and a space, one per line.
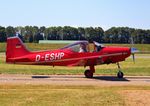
6, 36, 30, 62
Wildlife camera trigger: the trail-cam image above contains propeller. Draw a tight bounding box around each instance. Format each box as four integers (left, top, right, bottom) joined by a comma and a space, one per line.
130, 36, 139, 63
130, 47, 139, 63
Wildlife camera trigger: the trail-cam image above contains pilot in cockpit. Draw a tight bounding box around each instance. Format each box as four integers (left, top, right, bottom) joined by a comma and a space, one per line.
79, 43, 87, 53
93, 41, 104, 52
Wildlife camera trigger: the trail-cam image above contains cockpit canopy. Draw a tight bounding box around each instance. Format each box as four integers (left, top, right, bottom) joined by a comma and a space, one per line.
61, 41, 89, 52
61, 41, 105, 52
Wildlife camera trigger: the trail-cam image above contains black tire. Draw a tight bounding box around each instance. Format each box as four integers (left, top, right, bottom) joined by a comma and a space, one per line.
117, 71, 124, 78
84, 70, 93, 78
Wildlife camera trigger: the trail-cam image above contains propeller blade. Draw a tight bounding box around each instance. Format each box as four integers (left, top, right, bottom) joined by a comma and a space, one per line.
130, 36, 138, 63
132, 54, 135, 63
130, 48, 139, 63
131, 47, 139, 54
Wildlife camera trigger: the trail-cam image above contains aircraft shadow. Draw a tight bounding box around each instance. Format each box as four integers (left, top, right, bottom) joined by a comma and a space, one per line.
92, 76, 129, 81
32, 76, 50, 78
31, 75, 129, 81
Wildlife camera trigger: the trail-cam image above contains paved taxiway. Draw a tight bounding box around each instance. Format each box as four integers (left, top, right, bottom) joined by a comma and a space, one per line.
0, 74, 150, 86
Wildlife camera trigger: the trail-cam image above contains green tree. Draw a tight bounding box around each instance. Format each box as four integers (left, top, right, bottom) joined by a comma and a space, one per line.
0, 26, 6, 42
78, 27, 85, 40
6, 26, 15, 37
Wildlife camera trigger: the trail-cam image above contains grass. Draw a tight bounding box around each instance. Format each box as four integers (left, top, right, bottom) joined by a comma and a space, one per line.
0, 43, 6, 52
0, 53, 150, 76
0, 85, 150, 106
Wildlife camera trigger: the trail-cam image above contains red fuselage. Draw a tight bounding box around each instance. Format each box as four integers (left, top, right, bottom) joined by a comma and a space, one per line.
7, 43, 131, 67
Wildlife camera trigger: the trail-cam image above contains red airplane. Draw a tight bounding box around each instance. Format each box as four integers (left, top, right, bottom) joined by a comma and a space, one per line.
6, 36, 138, 78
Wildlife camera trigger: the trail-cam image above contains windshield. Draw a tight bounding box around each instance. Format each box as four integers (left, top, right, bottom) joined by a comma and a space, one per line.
61, 41, 89, 52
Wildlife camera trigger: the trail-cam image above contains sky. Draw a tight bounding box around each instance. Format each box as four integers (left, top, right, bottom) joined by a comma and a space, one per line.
0, 0, 150, 30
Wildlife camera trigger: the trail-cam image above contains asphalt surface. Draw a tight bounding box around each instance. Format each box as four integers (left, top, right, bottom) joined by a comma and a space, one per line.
0, 74, 150, 86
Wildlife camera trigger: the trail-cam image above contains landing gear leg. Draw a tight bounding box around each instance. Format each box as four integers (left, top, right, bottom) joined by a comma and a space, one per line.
84, 66, 95, 78
117, 63, 124, 78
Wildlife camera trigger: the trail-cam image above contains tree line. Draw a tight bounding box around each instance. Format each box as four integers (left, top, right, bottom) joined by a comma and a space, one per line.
0, 26, 150, 44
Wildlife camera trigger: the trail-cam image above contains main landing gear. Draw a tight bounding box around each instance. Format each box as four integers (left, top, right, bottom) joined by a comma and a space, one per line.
84, 66, 95, 78
117, 63, 124, 78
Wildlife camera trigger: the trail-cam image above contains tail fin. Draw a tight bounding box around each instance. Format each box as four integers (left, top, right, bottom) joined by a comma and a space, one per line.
6, 36, 30, 62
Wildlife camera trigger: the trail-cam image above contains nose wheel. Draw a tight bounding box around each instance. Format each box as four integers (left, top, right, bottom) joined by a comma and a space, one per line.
117, 71, 124, 78
117, 63, 124, 78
